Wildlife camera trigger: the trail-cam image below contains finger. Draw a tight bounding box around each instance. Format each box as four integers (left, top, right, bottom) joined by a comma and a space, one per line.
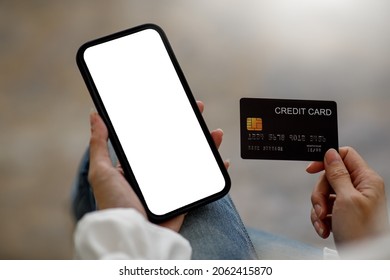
116, 162, 124, 176
327, 193, 336, 212
305, 147, 350, 174
338, 146, 369, 175
211, 128, 223, 149
196, 100, 204, 114
324, 148, 356, 196
224, 159, 230, 170
89, 112, 111, 167
311, 173, 332, 220
306, 161, 324, 174
310, 207, 330, 238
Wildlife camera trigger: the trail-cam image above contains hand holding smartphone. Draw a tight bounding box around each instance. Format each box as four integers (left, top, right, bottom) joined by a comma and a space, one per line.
77, 24, 230, 222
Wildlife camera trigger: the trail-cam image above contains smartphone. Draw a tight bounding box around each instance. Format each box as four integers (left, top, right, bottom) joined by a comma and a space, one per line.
76, 24, 230, 222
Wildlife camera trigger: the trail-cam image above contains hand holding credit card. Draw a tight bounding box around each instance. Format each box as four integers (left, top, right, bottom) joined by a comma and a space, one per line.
240, 98, 338, 161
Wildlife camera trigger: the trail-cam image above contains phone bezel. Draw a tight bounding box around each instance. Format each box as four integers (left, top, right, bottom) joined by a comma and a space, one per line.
76, 23, 231, 222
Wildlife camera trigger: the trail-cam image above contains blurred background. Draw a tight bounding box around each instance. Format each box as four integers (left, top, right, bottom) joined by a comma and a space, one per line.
1, 0, 389, 259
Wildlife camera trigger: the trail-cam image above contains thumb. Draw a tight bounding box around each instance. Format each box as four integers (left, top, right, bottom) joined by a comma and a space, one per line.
89, 111, 111, 167
324, 149, 355, 196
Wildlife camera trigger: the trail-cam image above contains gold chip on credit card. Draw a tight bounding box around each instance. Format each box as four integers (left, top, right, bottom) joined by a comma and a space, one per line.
246, 117, 263, 131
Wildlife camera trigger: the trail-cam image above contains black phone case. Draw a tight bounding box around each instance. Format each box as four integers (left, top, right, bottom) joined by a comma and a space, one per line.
76, 23, 230, 222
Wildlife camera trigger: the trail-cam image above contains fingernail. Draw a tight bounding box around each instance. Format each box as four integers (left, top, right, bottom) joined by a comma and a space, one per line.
225, 159, 231, 169
306, 162, 314, 171
314, 221, 324, 237
325, 148, 341, 165
314, 204, 322, 217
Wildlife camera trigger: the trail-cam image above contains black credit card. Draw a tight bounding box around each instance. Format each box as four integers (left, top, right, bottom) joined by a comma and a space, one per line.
240, 98, 338, 161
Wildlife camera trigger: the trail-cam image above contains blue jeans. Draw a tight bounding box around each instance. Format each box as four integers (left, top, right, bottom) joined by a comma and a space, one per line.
71, 145, 322, 259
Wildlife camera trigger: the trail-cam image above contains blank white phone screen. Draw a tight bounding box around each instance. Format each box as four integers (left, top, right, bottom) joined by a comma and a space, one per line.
83, 28, 226, 216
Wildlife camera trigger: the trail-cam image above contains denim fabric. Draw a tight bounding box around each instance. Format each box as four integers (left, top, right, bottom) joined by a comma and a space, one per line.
71, 148, 95, 221
179, 195, 258, 259
71, 145, 322, 259
247, 228, 322, 259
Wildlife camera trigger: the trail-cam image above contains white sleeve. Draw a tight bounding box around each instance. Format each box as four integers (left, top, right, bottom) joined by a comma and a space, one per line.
323, 247, 340, 259
323, 234, 390, 259
74, 208, 192, 260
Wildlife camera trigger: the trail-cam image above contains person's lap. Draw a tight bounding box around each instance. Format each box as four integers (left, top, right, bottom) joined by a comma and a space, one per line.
71, 145, 322, 259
